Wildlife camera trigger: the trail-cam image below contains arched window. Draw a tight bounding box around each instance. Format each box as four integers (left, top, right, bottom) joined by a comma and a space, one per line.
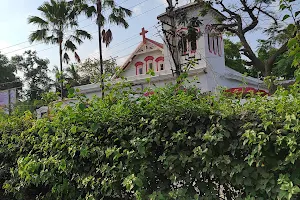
135, 61, 144, 75
190, 34, 197, 53
177, 27, 200, 54
207, 33, 211, 53
216, 37, 219, 55
190, 27, 200, 53
155, 57, 164, 71
218, 36, 223, 56
144, 56, 154, 72
212, 36, 216, 54
181, 33, 188, 55
148, 61, 153, 71
206, 25, 212, 53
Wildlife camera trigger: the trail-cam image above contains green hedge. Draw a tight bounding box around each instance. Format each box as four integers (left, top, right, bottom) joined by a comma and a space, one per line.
1, 84, 300, 200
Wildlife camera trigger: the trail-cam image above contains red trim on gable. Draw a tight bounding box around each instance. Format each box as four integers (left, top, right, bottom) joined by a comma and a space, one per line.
144, 56, 154, 62
155, 57, 164, 62
146, 38, 163, 49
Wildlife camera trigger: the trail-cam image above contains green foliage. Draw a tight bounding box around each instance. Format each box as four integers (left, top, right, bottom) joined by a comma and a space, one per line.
224, 39, 248, 74
279, 0, 300, 80
79, 58, 118, 82
28, 0, 92, 64
0, 53, 22, 90
11, 50, 52, 101
257, 40, 296, 79
1, 83, 300, 199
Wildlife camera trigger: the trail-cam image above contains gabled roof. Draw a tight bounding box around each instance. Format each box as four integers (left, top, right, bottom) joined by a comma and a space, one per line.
119, 38, 164, 71
146, 38, 164, 49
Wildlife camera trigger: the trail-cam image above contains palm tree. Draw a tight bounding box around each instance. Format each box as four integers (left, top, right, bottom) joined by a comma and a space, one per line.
52, 65, 67, 97
66, 63, 81, 87
70, 0, 132, 97
28, 0, 92, 99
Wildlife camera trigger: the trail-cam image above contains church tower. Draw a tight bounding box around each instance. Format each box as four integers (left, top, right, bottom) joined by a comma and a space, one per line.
158, 2, 226, 91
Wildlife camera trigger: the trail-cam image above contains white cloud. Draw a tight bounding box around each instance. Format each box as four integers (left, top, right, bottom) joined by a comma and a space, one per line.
133, 5, 143, 15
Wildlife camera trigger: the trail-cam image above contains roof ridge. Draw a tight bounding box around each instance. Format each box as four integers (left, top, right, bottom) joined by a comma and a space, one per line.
146, 38, 164, 49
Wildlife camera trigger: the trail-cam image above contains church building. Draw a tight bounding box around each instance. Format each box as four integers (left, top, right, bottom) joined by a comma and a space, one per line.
76, 2, 266, 99
37, 2, 267, 118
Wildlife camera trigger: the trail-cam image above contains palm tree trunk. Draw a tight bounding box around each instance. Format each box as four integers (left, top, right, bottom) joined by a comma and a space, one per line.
97, 0, 105, 98
59, 42, 63, 99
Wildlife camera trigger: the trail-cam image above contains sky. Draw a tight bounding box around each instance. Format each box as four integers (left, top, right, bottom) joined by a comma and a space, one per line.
0, 0, 186, 70
0, 0, 285, 75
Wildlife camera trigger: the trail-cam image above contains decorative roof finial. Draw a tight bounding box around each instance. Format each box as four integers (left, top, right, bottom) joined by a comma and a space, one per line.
140, 27, 148, 44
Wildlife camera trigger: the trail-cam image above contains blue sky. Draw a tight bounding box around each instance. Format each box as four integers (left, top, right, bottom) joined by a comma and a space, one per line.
0, 0, 285, 72
0, 0, 175, 70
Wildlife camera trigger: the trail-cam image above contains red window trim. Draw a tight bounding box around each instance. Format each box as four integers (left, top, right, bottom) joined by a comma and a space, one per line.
155, 57, 164, 71
218, 36, 223, 56
155, 57, 164, 62
144, 56, 154, 62
144, 56, 154, 72
191, 39, 198, 54
135, 61, 143, 75
177, 28, 189, 55
208, 34, 212, 53
177, 27, 200, 54
213, 36, 217, 55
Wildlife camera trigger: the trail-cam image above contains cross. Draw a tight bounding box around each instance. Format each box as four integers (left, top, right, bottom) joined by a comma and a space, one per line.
140, 27, 148, 44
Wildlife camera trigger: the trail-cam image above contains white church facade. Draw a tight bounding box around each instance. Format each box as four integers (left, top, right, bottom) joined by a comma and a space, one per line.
76, 2, 266, 98
37, 2, 267, 118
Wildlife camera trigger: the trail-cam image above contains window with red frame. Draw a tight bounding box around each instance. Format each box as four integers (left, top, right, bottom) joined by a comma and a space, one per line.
181, 34, 188, 55
148, 62, 153, 71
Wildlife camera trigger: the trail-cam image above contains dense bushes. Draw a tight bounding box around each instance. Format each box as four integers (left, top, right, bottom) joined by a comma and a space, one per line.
0, 84, 300, 199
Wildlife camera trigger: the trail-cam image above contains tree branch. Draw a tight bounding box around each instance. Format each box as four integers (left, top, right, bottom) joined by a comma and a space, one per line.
240, 0, 258, 33
213, 23, 238, 34
267, 40, 288, 68
254, 6, 278, 25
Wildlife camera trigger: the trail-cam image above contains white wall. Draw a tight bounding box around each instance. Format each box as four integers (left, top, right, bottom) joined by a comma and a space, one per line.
121, 43, 165, 78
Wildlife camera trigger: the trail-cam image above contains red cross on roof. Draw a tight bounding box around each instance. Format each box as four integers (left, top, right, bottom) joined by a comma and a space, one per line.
140, 27, 148, 44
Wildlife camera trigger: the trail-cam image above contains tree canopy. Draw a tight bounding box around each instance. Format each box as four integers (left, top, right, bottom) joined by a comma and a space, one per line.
11, 51, 52, 101
0, 83, 300, 199
0, 53, 21, 90
199, 0, 299, 79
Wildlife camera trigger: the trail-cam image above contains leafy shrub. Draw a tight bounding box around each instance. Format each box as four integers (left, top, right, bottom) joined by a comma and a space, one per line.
1, 84, 300, 200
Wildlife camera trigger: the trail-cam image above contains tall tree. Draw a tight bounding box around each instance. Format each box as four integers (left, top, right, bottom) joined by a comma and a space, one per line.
198, 0, 299, 84
52, 65, 68, 97
0, 53, 21, 90
79, 57, 118, 83
223, 38, 297, 79
70, 0, 132, 97
66, 63, 83, 87
28, 0, 92, 98
11, 51, 52, 101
